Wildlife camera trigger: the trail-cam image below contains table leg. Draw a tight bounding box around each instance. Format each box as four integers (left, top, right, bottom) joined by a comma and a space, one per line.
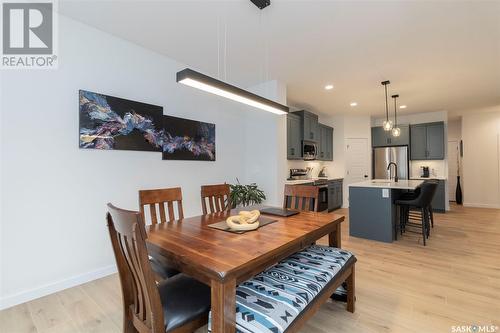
211, 278, 236, 333
346, 264, 356, 313
329, 223, 342, 248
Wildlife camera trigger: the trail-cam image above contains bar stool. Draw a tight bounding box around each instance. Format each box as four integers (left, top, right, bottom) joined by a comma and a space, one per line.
395, 182, 438, 246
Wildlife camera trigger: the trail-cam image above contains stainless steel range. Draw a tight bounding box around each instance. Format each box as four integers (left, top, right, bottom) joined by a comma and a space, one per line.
287, 169, 329, 212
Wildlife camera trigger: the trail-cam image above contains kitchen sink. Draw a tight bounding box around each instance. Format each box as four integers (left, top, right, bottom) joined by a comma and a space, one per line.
371, 180, 393, 184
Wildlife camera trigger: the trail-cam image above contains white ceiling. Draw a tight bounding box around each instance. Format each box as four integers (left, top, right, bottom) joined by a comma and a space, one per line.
59, 0, 500, 118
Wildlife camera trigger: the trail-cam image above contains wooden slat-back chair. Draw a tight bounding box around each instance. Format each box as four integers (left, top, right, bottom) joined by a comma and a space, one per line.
139, 187, 184, 225
106, 204, 210, 333
200, 184, 231, 214
138, 188, 184, 280
283, 184, 319, 212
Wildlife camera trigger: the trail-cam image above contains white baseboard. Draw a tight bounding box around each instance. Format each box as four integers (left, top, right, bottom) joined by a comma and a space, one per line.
463, 202, 500, 209
0, 265, 117, 311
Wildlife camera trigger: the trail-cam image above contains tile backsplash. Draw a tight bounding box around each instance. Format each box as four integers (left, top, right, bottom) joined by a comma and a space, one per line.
410, 160, 447, 179
287, 160, 336, 178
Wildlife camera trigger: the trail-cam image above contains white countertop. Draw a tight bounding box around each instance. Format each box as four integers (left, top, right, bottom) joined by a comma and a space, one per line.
349, 179, 424, 190
285, 177, 343, 185
410, 176, 447, 181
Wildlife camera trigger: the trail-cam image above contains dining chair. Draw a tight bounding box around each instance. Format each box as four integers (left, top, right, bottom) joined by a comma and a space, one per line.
200, 184, 231, 214
139, 187, 184, 224
106, 203, 210, 333
139, 187, 184, 280
283, 184, 319, 212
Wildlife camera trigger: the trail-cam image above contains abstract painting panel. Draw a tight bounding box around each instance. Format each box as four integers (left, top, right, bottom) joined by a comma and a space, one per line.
79, 90, 163, 151
162, 115, 216, 161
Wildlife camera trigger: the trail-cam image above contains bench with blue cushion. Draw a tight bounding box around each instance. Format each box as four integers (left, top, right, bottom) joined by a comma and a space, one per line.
209, 245, 356, 333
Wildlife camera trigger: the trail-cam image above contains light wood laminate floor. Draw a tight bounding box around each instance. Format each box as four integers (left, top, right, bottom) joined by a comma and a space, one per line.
1, 204, 499, 333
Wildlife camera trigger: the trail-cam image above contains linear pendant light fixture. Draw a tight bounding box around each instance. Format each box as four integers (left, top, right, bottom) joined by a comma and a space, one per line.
391, 94, 401, 137
381, 80, 393, 131
176, 68, 289, 115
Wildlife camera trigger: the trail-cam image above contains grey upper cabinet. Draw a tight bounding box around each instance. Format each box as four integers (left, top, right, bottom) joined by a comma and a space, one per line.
287, 110, 333, 160
426, 123, 445, 159
410, 125, 427, 159
326, 126, 333, 160
287, 113, 302, 160
372, 124, 410, 147
293, 110, 319, 142
317, 124, 333, 161
390, 125, 410, 146
371, 127, 387, 147
410, 122, 445, 160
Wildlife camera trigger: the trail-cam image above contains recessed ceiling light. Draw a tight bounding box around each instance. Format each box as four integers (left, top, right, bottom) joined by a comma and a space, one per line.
350, 102, 358, 107
399, 105, 407, 109
324, 84, 334, 90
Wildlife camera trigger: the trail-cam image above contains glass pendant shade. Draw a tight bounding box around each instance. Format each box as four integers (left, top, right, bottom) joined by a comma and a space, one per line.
383, 119, 394, 131
392, 127, 401, 137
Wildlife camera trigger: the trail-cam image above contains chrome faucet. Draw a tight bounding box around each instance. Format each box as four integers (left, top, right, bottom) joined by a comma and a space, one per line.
387, 162, 399, 182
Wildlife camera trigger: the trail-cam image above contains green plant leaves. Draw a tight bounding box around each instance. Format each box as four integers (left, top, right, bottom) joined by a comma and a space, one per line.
229, 182, 266, 207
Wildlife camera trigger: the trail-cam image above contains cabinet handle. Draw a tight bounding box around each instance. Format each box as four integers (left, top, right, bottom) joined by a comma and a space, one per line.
291, 148, 295, 155
310, 132, 313, 139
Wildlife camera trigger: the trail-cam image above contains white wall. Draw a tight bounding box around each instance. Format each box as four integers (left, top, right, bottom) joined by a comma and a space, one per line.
0, 16, 286, 309
246, 81, 287, 206
462, 105, 500, 208
448, 119, 462, 141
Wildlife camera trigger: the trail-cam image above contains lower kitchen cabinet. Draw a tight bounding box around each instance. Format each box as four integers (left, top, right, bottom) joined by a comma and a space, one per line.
328, 179, 343, 211
430, 179, 446, 212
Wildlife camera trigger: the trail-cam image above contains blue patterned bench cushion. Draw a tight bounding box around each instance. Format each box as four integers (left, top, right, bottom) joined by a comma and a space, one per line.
208, 245, 354, 333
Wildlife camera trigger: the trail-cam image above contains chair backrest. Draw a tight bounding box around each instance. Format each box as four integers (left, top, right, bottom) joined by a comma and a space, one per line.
201, 184, 231, 214
415, 181, 439, 207
139, 187, 184, 225
106, 203, 164, 333
283, 184, 319, 212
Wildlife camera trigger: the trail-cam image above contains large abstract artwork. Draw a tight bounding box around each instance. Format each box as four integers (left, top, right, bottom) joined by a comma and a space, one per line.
162, 115, 216, 161
79, 90, 163, 151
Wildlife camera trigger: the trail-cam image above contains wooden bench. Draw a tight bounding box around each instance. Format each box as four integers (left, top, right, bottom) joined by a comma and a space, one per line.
209, 245, 356, 333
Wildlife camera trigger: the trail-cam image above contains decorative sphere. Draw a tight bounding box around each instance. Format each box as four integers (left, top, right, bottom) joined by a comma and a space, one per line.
392, 127, 401, 137
383, 119, 394, 131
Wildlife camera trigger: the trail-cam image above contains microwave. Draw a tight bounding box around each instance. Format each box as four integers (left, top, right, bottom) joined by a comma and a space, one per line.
302, 140, 317, 160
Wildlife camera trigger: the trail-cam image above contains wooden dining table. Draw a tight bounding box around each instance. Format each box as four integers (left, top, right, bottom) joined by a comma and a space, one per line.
145, 206, 345, 333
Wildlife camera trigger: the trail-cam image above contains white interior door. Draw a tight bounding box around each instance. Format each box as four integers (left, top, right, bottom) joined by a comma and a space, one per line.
346, 138, 369, 184
448, 140, 458, 201
345, 138, 370, 207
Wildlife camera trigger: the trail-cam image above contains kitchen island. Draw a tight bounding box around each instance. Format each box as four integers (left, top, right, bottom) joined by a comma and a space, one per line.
349, 179, 423, 243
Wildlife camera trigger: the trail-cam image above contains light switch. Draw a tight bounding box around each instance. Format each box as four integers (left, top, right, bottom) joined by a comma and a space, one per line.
382, 189, 389, 198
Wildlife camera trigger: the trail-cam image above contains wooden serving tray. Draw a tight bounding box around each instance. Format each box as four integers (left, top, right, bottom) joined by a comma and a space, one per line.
208, 216, 277, 234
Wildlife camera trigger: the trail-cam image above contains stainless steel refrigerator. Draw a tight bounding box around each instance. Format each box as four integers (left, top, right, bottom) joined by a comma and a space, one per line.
373, 146, 409, 180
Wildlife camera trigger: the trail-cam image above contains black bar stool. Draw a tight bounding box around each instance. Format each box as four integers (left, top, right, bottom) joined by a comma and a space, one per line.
395, 181, 438, 246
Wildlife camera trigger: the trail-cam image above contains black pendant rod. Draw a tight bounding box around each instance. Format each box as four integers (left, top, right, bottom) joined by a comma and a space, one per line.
392, 94, 399, 126
382, 80, 390, 121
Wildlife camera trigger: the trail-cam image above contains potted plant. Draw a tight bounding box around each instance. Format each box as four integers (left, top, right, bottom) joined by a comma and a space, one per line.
229, 178, 266, 207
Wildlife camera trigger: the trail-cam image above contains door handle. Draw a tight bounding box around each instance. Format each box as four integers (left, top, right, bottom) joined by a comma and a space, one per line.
364, 175, 368, 178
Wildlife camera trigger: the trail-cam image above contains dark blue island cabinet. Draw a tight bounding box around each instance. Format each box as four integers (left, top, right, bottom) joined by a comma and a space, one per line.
348, 180, 423, 243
